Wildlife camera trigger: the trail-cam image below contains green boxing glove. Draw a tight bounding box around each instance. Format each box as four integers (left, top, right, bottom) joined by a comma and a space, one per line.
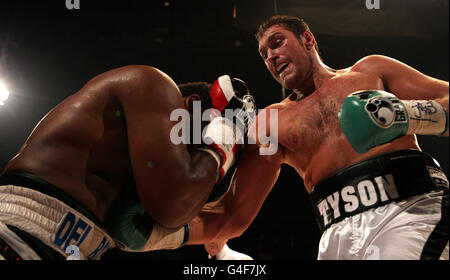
105, 187, 189, 252
339, 90, 449, 154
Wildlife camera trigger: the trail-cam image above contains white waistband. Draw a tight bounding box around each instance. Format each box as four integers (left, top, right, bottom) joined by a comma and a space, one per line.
0, 222, 41, 260
0, 185, 115, 260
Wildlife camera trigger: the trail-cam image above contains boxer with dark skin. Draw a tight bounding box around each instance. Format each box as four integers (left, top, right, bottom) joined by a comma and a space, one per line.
2, 65, 219, 229
189, 16, 448, 259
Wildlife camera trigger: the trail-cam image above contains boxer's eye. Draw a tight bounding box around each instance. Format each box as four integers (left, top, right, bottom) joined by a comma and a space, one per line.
260, 51, 267, 60
274, 39, 281, 48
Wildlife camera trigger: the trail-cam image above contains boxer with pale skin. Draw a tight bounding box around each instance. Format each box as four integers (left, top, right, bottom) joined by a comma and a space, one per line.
189, 15, 449, 260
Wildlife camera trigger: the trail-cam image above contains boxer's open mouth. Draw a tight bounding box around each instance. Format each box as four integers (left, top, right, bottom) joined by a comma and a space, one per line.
276, 63, 289, 76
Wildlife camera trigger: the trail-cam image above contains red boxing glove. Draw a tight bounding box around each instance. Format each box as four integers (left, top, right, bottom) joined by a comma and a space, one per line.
201, 75, 256, 181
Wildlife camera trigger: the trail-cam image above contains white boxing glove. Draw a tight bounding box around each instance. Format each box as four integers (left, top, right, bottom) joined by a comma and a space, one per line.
202, 116, 243, 181
209, 244, 254, 260
200, 75, 257, 182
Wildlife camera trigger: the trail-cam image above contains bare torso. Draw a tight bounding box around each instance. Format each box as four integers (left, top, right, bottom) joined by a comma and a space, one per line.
4, 71, 133, 222
274, 69, 419, 192
3, 65, 221, 229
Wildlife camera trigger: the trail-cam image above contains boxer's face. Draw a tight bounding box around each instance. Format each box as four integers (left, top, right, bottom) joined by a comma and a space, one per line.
258, 24, 313, 90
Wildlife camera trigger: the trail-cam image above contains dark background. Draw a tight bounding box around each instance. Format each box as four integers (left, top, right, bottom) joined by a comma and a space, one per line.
0, 0, 448, 260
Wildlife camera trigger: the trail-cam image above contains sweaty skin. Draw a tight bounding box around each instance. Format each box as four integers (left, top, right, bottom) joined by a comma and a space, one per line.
188, 24, 449, 247
266, 68, 418, 191
3, 65, 219, 228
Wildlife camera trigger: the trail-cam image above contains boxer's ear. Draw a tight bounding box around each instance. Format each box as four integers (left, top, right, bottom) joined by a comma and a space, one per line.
185, 94, 201, 113
301, 30, 315, 51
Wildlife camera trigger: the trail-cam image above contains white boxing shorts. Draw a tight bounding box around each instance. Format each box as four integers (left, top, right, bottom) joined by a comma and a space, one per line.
0, 172, 115, 260
311, 150, 449, 260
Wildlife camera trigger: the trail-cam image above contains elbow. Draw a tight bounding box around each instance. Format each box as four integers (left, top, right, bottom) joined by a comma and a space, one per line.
144, 189, 203, 229
157, 176, 214, 228
138, 168, 215, 229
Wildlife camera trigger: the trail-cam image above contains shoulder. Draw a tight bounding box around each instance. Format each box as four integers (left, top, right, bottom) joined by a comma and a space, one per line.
351, 55, 402, 75
265, 102, 286, 110
102, 65, 182, 108
99, 65, 176, 88
105, 65, 167, 77
81, 65, 179, 96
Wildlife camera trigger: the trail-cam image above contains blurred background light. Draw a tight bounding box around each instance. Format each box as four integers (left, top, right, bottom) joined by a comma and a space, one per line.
0, 80, 9, 106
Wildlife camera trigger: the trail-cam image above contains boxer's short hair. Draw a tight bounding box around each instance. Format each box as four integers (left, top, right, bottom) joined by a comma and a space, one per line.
178, 82, 212, 109
255, 15, 318, 52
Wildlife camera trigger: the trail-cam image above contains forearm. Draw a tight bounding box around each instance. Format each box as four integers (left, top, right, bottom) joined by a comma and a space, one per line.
136, 145, 220, 228
187, 202, 230, 245
187, 146, 283, 244
437, 93, 449, 137
403, 97, 449, 137
404, 78, 449, 137
187, 201, 262, 244
372, 55, 449, 136
159, 148, 220, 228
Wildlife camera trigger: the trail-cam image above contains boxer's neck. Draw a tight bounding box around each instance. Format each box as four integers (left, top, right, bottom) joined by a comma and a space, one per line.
295, 52, 336, 95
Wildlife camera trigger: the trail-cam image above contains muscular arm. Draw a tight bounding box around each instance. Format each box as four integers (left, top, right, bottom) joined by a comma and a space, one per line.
354, 55, 449, 136
112, 66, 218, 228
187, 140, 284, 244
